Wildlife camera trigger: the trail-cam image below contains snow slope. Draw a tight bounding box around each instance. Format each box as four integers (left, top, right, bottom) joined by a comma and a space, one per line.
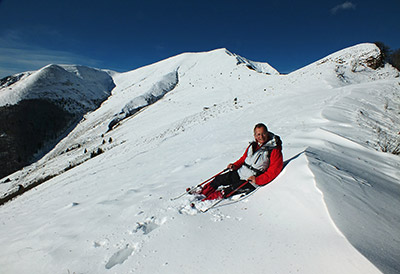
0, 44, 399, 274
0, 64, 116, 180
0, 64, 115, 113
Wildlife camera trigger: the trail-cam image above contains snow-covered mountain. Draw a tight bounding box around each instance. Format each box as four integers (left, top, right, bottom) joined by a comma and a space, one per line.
0, 64, 115, 179
0, 44, 399, 274
0, 64, 115, 113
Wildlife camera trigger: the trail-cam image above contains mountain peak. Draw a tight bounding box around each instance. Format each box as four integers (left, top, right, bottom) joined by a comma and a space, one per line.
289, 42, 399, 87
0, 64, 115, 112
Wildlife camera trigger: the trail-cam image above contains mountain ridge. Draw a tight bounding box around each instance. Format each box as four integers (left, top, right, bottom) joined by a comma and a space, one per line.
0, 64, 115, 179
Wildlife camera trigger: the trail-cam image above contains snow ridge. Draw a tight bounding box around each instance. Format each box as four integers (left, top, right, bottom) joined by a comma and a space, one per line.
0, 64, 115, 113
108, 69, 179, 131
225, 49, 280, 75
289, 43, 399, 87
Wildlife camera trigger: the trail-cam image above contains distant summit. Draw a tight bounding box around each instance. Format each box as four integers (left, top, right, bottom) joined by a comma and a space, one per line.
223, 48, 280, 75
289, 43, 399, 87
0, 64, 115, 113
0, 65, 115, 179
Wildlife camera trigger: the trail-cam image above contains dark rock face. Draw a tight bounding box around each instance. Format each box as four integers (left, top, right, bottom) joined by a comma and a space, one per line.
366, 55, 384, 70
0, 74, 25, 88
0, 65, 116, 180
0, 99, 74, 179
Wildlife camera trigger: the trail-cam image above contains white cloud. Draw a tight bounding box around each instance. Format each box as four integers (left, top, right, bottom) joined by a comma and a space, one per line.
0, 29, 102, 78
0, 46, 102, 78
331, 1, 356, 14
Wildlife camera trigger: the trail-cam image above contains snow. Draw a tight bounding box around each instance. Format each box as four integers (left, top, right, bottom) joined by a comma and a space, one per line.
108, 70, 179, 130
0, 43, 399, 273
0, 64, 115, 113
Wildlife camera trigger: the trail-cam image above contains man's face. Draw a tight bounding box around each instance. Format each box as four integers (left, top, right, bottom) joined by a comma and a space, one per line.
254, 127, 269, 144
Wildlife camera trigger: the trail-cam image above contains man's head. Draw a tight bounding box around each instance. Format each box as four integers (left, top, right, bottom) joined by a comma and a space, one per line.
254, 123, 269, 144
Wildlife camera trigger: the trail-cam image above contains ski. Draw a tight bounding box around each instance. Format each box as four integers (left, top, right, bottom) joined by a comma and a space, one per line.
199, 191, 251, 212
200, 199, 223, 213
199, 182, 258, 213
171, 168, 229, 201
170, 187, 197, 201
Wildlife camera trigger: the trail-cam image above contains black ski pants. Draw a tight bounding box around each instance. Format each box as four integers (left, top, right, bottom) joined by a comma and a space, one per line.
210, 170, 255, 196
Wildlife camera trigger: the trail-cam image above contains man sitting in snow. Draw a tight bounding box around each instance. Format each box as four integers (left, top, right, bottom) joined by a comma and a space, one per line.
200, 123, 283, 200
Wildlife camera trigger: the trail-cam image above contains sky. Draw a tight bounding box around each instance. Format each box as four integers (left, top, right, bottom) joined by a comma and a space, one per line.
0, 0, 399, 78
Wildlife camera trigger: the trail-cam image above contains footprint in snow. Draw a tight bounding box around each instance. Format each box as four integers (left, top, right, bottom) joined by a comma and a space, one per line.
131, 216, 167, 235
93, 238, 110, 248
105, 244, 134, 269
178, 203, 199, 215
177, 199, 216, 215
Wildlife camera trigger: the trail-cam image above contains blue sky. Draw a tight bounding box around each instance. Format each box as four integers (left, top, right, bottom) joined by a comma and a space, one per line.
0, 0, 399, 77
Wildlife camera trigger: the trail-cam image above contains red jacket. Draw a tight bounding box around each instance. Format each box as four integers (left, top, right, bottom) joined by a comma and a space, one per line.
233, 141, 283, 186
